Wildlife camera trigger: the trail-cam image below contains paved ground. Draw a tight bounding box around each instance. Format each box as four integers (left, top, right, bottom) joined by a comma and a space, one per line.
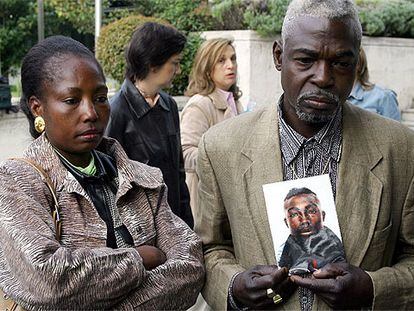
0, 110, 31, 161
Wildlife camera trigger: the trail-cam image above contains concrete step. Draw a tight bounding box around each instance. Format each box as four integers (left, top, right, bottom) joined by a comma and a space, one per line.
401, 120, 414, 131
401, 109, 414, 122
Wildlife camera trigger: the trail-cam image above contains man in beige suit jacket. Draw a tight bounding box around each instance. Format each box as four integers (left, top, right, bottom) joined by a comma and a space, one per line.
195, 0, 414, 310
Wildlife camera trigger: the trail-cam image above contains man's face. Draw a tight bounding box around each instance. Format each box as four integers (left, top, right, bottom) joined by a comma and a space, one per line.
274, 16, 359, 127
284, 193, 325, 237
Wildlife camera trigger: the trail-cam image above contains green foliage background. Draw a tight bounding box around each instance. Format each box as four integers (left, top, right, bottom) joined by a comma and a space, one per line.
48, 0, 107, 34
97, 0, 211, 95
211, 0, 414, 38
168, 33, 205, 95
0, 0, 95, 75
0, 0, 36, 75
150, 0, 214, 33
357, 0, 414, 37
2, 0, 414, 94
243, 0, 291, 37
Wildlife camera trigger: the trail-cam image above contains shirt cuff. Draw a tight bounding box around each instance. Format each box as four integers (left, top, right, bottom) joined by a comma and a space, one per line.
227, 272, 249, 311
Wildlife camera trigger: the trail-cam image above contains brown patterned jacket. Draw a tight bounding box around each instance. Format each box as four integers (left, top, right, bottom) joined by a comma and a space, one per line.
0, 135, 204, 310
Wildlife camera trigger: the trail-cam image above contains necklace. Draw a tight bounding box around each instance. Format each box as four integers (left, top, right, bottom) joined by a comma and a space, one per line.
134, 83, 160, 107
135, 82, 158, 99
289, 157, 331, 180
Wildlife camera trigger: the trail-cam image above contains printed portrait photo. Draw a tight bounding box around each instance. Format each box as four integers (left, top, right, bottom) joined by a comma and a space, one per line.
263, 174, 346, 275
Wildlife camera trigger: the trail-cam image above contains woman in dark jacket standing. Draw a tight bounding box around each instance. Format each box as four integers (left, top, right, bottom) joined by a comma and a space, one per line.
106, 22, 193, 227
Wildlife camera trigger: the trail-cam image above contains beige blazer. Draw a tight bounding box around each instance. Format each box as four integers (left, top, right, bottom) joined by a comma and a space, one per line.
180, 89, 243, 218
195, 102, 414, 310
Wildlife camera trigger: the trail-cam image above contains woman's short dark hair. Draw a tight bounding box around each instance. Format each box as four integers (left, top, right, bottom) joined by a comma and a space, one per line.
20, 35, 103, 139
125, 22, 186, 82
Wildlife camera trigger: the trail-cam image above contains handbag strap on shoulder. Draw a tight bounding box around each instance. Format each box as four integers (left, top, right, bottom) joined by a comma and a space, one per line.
9, 157, 62, 241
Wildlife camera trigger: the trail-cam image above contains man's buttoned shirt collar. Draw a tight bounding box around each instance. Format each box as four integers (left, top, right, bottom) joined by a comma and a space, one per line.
278, 96, 342, 167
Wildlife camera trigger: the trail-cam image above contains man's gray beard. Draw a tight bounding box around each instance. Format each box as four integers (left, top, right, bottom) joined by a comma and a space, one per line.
295, 90, 340, 124
295, 105, 336, 124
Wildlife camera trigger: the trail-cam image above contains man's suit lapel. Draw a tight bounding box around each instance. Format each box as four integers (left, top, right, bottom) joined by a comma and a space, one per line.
236, 103, 383, 267
240, 104, 283, 264
336, 103, 383, 266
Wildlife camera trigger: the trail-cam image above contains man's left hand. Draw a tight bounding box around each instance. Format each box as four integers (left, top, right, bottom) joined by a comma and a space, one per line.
290, 263, 373, 309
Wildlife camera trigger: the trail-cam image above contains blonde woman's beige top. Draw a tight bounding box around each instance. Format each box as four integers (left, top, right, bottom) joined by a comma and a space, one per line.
180, 89, 243, 217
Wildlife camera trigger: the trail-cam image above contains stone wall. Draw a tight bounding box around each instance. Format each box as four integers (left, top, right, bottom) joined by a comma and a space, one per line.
0, 110, 31, 161
202, 30, 414, 110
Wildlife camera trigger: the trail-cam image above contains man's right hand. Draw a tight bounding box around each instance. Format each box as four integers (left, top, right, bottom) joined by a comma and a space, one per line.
136, 245, 167, 270
232, 265, 296, 309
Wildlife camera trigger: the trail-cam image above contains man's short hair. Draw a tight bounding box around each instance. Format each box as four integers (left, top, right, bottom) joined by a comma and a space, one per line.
281, 0, 362, 47
284, 187, 317, 202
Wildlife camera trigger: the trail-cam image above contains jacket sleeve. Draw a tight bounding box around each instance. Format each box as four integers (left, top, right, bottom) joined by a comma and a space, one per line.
367, 173, 414, 310
126, 185, 205, 310
194, 134, 245, 310
167, 97, 194, 229
180, 99, 212, 173
0, 164, 146, 310
178, 147, 193, 228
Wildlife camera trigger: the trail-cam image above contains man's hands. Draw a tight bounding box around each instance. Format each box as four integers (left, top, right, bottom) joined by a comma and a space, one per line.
137, 245, 167, 270
290, 263, 374, 309
231, 263, 373, 309
232, 265, 297, 309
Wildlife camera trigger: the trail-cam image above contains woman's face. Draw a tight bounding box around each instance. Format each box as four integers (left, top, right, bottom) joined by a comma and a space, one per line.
211, 44, 237, 91
31, 55, 109, 166
152, 53, 182, 89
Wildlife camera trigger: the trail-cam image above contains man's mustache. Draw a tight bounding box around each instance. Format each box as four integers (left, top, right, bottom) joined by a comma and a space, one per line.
297, 90, 339, 105
297, 221, 312, 230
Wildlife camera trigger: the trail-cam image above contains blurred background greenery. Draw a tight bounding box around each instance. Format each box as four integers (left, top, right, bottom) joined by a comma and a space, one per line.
1, 0, 414, 96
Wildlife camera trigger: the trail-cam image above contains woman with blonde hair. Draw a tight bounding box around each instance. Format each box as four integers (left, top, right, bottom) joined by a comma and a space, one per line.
181, 38, 243, 216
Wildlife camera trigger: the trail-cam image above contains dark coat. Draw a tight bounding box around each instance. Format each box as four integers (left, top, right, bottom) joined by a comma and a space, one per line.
106, 78, 193, 228
279, 226, 346, 275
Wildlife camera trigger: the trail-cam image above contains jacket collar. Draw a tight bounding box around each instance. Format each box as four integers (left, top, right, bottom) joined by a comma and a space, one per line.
239, 102, 283, 264
208, 88, 244, 114
120, 78, 170, 119
238, 100, 384, 266
23, 135, 163, 198
335, 101, 383, 265
278, 96, 342, 166
208, 88, 231, 110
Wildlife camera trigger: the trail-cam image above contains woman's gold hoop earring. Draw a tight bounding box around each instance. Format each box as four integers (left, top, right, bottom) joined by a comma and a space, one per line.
34, 116, 45, 133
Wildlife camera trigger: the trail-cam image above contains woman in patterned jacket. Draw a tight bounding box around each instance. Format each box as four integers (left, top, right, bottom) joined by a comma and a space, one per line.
0, 35, 204, 310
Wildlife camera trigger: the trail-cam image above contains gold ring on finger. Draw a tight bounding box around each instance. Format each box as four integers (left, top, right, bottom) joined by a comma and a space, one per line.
273, 294, 283, 305
266, 288, 275, 298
